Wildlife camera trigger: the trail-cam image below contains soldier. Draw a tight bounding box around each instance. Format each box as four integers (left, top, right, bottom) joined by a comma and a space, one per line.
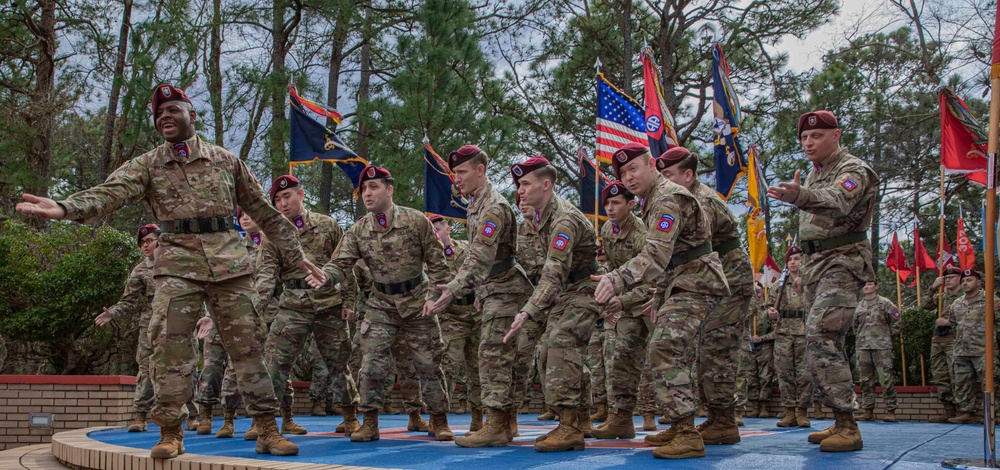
18, 84, 314, 459
196, 314, 228, 433
593, 143, 730, 460
257, 174, 360, 437
429, 145, 533, 447
947, 269, 999, 424
656, 147, 754, 445
306, 165, 454, 442
923, 265, 963, 422
515, 196, 552, 421
767, 110, 878, 452
428, 213, 483, 428
590, 181, 657, 439
765, 246, 813, 427
853, 280, 901, 422
502, 156, 602, 453
303, 337, 333, 416
748, 281, 775, 419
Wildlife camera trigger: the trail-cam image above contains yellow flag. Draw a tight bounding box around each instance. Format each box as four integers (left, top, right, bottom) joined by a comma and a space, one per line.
746, 146, 767, 270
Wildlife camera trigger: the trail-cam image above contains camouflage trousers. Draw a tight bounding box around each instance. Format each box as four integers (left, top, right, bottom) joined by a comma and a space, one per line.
147, 275, 278, 427
477, 291, 526, 410
294, 337, 330, 402
953, 355, 989, 414
650, 291, 719, 422
133, 327, 156, 413
585, 323, 615, 405
537, 282, 600, 409
930, 338, 956, 405
512, 315, 545, 409
357, 296, 447, 413
608, 315, 656, 414
350, 305, 422, 412
735, 340, 750, 411
197, 329, 227, 406
440, 306, 481, 409
804, 267, 860, 413
264, 306, 359, 408
774, 334, 812, 407
697, 292, 749, 409
746, 345, 774, 402
856, 348, 897, 411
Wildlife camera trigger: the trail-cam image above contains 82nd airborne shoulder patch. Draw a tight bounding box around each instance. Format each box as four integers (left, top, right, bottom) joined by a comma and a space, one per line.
841, 177, 858, 192
657, 214, 675, 233
553, 232, 570, 250
482, 221, 497, 237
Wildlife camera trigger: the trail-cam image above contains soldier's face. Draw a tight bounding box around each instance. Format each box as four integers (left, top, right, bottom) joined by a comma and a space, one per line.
597, 252, 607, 264
139, 234, 158, 258
517, 199, 534, 219
603, 196, 634, 222
961, 276, 981, 293
799, 128, 841, 162
862, 281, 878, 295
361, 180, 392, 212
618, 155, 657, 196
658, 165, 694, 190
274, 187, 305, 220
944, 274, 961, 289
452, 161, 485, 194
155, 102, 196, 143
239, 212, 258, 232
786, 253, 802, 272
516, 172, 548, 208
432, 220, 450, 240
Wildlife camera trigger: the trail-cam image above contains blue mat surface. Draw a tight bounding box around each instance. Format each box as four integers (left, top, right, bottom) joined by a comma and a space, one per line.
89, 414, 988, 469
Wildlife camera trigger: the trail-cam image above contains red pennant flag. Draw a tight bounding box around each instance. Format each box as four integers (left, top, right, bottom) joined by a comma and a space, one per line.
940, 89, 988, 185
957, 216, 976, 270
913, 224, 936, 271
938, 232, 956, 270
761, 254, 782, 287
886, 233, 912, 282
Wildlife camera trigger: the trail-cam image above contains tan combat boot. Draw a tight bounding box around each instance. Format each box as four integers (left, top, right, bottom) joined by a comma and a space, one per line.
351, 410, 380, 442
642, 413, 657, 431
697, 404, 707, 417
128, 411, 147, 432
457, 408, 509, 447
735, 408, 744, 427
456, 400, 468, 414
255, 413, 299, 456
746, 402, 760, 418
652, 416, 705, 459
507, 407, 520, 440
382, 401, 400, 414
776, 407, 797, 427
196, 404, 213, 435
216, 407, 236, 438
280, 407, 307, 435
796, 407, 811, 428
185, 413, 199, 431
429, 413, 454, 441
949, 411, 982, 424
535, 407, 585, 452
538, 409, 557, 421
150, 424, 185, 459
757, 402, 770, 419
407, 410, 429, 431
698, 407, 740, 445
819, 411, 863, 452
310, 399, 326, 416
468, 407, 484, 434
856, 409, 874, 422
883, 410, 897, 422
243, 417, 259, 440
930, 403, 958, 423
590, 403, 609, 422
659, 414, 669, 424
591, 411, 636, 439
578, 406, 594, 438
695, 406, 716, 433
808, 413, 841, 445
336, 405, 361, 436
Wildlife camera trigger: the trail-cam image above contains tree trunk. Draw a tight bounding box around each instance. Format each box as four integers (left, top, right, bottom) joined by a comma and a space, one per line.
208, 0, 224, 146
23, 0, 58, 228
318, 7, 350, 215
618, 0, 632, 95
353, 0, 373, 220
100, 0, 133, 180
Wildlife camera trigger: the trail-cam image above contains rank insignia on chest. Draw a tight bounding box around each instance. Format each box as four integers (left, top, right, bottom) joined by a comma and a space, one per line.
482, 221, 497, 237
657, 214, 675, 232
376, 213, 387, 228
841, 177, 858, 191
292, 215, 305, 229
553, 232, 570, 250
250, 232, 262, 245
611, 222, 620, 234
173, 142, 190, 158
444, 245, 454, 257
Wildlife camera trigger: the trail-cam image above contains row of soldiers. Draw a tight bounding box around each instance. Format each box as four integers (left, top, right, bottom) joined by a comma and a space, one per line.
17, 84, 881, 460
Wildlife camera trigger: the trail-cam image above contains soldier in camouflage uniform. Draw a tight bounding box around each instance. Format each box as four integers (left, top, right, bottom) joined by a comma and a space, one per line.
765, 246, 813, 428
853, 280, 901, 422
19, 84, 308, 459
594, 143, 730, 460
656, 147, 754, 445
429, 214, 482, 425
590, 182, 657, 439
308, 165, 454, 442
303, 337, 333, 415
504, 156, 602, 453
767, 110, 878, 452
585, 318, 613, 423
923, 265, 963, 422
257, 175, 360, 437
430, 146, 533, 448
947, 269, 999, 424
515, 197, 550, 420
197, 319, 228, 433
748, 281, 775, 419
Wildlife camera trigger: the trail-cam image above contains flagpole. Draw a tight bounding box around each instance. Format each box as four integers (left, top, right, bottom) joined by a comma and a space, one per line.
920, 353, 926, 387
895, 270, 907, 387
594, 158, 600, 233
982, 42, 1000, 466
938, 168, 946, 318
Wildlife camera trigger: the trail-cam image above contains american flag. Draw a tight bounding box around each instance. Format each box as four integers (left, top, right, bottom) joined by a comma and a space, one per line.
596, 73, 647, 163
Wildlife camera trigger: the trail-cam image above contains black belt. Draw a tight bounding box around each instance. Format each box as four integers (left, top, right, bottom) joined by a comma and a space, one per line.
283, 278, 311, 290
714, 237, 740, 256
455, 293, 476, 306
567, 260, 599, 285
488, 256, 516, 278
373, 273, 424, 296
781, 309, 805, 319
801, 231, 867, 254
668, 242, 713, 269
159, 216, 234, 234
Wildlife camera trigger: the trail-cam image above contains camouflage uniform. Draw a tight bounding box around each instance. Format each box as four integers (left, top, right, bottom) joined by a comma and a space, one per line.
747, 294, 775, 404
514, 217, 546, 409
320, 204, 450, 413
601, 212, 655, 415
690, 180, 754, 410
853, 295, 901, 412
794, 148, 878, 413
257, 210, 359, 410
444, 181, 532, 411
349, 261, 405, 407
766, 274, 813, 408
948, 290, 1000, 414
439, 238, 482, 410
603, 175, 729, 422
58, 135, 302, 426
923, 290, 960, 408
198, 329, 227, 407
585, 321, 614, 408
106, 257, 158, 413
303, 338, 332, 403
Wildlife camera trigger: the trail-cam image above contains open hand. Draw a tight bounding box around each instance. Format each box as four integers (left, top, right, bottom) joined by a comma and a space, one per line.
94, 307, 113, 326
504, 312, 529, 344
196, 317, 214, 339
16, 194, 67, 220
766, 170, 802, 203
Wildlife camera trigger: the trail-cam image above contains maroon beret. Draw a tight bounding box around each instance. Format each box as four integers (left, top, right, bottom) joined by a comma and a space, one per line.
151, 84, 193, 117
448, 145, 484, 170
510, 156, 551, 186
655, 147, 692, 171
797, 110, 839, 137
601, 181, 632, 203
270, 175, 300, 204
597, 246, 606, 257
611, 142, 650, 177
943, 265, 963, 276
961, 269, 982, 280
428, 213, 445, 223
785, 245, 803, 261
359, 165, 392, 194
137, 224, 160, 245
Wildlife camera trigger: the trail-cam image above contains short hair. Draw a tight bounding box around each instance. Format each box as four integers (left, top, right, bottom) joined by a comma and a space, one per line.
674, 152, 698, 175
535, 165, 558, 184
469, 151, 488, 169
